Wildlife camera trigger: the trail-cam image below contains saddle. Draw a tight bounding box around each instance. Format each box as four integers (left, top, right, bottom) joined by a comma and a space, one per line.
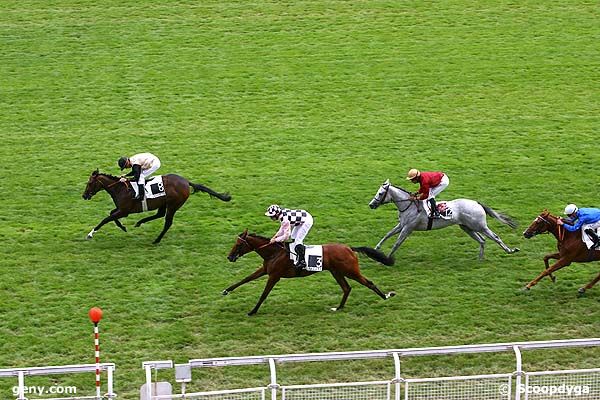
285, 243, 324, 271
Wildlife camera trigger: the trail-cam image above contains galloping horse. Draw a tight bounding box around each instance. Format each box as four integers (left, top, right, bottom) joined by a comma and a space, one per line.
82, 170, 231, 243
224, 230, 396, 315
368, 180, 520, 260
523, 210, 600, 295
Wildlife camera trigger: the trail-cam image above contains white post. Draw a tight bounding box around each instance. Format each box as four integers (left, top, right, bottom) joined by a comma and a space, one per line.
513, 345, 522, 400
393, 352, 401, 400
145, 365, 153, 400
107, 365, 115, 398
268, 358, 278, 400
17, 371, 26, 400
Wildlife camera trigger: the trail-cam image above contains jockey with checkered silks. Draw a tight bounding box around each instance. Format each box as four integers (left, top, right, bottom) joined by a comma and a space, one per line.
406, 168, 450, 218
265, 204, 314, 272
118, 153, 161, 201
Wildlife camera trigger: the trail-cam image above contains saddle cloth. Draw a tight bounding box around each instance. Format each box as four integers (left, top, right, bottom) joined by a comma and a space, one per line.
425, 201, 453, 219
288, 244, 324, 272
131, 176, 166, 199
581, 226, 600, 249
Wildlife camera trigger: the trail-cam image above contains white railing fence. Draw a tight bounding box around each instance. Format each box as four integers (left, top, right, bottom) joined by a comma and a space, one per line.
141, 338, 600, 400
0, 363, 116, 400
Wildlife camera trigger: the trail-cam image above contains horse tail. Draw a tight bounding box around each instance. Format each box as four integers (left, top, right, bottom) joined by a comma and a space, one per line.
189, 182, 232, 202
479, 202, 518, 228
351, 246, 395, 266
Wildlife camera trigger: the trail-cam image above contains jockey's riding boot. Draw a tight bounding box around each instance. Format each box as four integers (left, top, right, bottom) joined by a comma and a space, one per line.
585, 228, 600, 248
134, 184, 145, 201
294, 244, 306, 272
429, 198, 440, 218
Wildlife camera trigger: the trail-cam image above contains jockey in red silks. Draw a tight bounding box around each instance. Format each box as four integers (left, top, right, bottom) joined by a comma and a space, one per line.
406, 169, 449, 218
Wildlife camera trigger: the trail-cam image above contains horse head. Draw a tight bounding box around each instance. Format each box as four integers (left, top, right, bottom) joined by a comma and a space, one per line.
82, 170, 103, 200
227, 229, 257, 262
523, 210, 555, 238
369, 179, 392, 209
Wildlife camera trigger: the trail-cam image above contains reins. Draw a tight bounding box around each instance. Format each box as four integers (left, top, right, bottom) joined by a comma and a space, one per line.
536, 215, 564, 242
376, 184, 417, 212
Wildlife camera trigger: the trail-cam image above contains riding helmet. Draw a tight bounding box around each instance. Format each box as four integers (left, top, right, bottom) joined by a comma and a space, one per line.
118, 156, 128, 170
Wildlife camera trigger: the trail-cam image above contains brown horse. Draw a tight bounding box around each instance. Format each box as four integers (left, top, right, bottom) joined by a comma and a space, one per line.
82, 170, 231, 243
523, 210, 600, 295
224, 230, 396, 315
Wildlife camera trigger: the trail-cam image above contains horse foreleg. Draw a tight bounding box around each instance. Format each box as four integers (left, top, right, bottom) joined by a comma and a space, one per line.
136, 205, 166, 228
543, 252, 560, 283
525, 258, 570, 290
329, 271, 351, 311
375, 223, 403, 250
460, 225, 486, 260
578, 271, 600, 297
110, 208, 127, 232
481, 227, 520, 254
222, 266, 267, 295
248, 275, 280, 316
388, 226, 414, 258
87, 209, 127, 239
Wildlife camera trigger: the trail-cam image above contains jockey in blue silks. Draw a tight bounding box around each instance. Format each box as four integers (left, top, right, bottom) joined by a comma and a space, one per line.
559, 204, 600, 248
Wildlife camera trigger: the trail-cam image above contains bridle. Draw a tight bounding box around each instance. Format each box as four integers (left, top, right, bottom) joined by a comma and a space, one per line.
374, 184, 416, 213
530, 214, 564, 241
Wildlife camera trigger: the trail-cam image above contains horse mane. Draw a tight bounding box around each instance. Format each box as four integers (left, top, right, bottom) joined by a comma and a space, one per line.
247, 233, 270, 241
95, 172, 120, 180
390, 184, 411, 194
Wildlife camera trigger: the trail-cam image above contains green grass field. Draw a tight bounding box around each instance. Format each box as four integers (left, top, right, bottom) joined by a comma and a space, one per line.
1, 1, 599, 398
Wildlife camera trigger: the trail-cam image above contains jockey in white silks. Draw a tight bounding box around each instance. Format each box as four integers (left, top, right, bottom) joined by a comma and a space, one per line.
265, 204, 313, 272
559, 204, 600, 248
118, 153, 161, 201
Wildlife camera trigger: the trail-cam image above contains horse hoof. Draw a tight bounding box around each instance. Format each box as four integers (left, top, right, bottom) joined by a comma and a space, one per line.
330, 307, 338, 312
513, 248, 520, 253
222, 290, 229, 296
152, 240, 161, 245
577, 288, 586, 297
135, 223, 141, 228
247, 311, 256, 316
386, 291, 396, 299
550, 276, 557, 283
86, 234, 93, 240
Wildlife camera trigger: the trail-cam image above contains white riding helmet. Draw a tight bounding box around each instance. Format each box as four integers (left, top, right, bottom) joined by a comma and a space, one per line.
265, 204, 282, 217
564, 204, 578, 215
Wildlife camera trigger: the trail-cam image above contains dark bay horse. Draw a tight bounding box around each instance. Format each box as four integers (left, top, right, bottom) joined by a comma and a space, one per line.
224, 230, 396, 315
523, 210, 600, 295
82, 170, 231, 243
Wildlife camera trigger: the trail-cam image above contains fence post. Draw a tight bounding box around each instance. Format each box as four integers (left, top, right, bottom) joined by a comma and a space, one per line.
106, 365, 116, 399
16, 371, 26, 400
268, 358, 278, 400
393, 352, 401, 400
513, 345, 522, 400
145, 364, 153, 400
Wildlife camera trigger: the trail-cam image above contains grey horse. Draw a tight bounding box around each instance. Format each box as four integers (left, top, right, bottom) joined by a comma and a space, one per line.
368, 179, 520, 260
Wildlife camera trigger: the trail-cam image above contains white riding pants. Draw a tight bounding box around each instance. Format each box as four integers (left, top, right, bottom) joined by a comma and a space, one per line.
291, 215, 313, 247
138, 161, 161, 184
427, 174, 449, 199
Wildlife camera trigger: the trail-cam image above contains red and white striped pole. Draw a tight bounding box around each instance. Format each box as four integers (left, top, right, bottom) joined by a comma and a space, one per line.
88, 307, 103, 399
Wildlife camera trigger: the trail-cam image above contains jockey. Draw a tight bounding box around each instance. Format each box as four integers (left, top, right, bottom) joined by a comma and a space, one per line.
265, 204, 314, 272
118, 153, 161, 201
559, 204, 600, 247
406, 168, 449, 218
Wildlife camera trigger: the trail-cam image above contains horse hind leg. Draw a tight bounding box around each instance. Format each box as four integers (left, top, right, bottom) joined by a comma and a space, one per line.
153, 202, 183, 244
481, 226, 520, 254
345, 266, 395, 301
460, 225, 485, 260
329, 271, 352, 311
136, 205, 166, 228
578, 271, 600, 297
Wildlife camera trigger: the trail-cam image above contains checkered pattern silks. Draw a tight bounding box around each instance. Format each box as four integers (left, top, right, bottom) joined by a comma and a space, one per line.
279, 209, 311, 226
